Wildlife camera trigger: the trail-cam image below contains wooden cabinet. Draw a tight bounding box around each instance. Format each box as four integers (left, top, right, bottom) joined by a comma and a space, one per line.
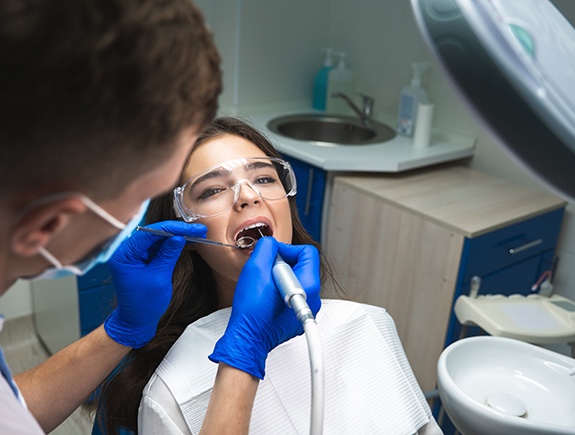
323, 165, 566, 392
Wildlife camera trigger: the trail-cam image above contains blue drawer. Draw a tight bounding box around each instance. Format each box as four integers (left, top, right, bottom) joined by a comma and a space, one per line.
77, 263, 113, 291
459, 208, 564, 284
79, 285, 115, 335
282, 155, 326, 243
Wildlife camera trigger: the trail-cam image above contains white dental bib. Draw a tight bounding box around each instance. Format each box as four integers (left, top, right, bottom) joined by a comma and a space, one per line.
138, 300, 434, 434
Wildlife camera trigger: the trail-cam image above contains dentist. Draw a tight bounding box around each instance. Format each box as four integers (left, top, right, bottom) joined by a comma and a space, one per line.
0, 1, 320, 434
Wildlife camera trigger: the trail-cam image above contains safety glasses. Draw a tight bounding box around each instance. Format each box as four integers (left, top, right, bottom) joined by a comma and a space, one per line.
173, 157, 297, 222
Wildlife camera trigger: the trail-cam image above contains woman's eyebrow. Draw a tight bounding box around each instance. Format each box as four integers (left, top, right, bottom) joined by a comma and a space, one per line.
189, 167, 229, 190
244, 160, 274, 170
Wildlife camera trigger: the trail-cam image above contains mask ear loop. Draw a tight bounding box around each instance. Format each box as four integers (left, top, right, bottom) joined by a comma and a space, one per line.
16, 192, 126, 230
37, 246, 83, 274
79, 196, 126, 230
24, 193, 125, 272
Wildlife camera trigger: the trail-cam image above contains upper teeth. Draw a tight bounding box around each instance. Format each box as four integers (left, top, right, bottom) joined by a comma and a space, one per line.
241, 222, 266, 232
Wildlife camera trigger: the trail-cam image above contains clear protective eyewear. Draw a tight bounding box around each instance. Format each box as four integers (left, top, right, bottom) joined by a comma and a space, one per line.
173, 157, 297, 222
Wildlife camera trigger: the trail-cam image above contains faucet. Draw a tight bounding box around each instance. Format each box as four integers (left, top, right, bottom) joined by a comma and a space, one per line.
331, 92, 374, 126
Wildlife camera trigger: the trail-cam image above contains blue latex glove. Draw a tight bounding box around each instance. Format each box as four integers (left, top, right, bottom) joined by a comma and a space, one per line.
209, 237, 321, 379
104, 221, 207, 348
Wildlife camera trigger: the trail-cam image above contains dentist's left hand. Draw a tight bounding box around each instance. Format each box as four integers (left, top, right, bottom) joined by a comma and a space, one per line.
209, 237, 321, 379
104, 221, 207, 348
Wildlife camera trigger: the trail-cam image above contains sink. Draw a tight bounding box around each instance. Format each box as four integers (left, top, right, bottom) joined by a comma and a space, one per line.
266, 113, 396, 145
438, 336, 575, 435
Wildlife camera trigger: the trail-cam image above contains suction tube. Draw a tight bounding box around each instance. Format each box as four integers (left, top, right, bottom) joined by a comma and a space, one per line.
272, 254, 325, 435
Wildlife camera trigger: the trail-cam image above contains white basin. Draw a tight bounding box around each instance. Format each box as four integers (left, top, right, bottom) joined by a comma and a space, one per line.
438, 336, 575, 435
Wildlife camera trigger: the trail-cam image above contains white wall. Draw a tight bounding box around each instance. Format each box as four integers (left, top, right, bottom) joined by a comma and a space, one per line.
204, 0, 575, 302
200, 0, 330, 111
3, 0, 574, 320
0, 280, 32, 320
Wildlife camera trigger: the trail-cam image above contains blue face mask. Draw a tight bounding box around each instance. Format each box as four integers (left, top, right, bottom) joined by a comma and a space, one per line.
33, 196, 150, 280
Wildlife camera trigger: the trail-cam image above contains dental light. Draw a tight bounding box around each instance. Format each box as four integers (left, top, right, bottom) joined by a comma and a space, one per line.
412, 0, 575, 200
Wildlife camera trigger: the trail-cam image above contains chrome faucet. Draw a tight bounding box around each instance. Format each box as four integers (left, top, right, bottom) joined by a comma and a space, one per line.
331, 92, 374, 126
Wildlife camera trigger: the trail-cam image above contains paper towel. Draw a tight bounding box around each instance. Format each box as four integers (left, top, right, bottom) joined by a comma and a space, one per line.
413, 102, 434, 149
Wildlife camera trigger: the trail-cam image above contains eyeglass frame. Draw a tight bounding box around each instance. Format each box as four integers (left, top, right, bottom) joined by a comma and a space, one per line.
173, 156, 297, 222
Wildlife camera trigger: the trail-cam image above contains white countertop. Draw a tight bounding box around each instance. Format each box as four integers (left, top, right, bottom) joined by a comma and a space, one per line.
233, 105, 476, 172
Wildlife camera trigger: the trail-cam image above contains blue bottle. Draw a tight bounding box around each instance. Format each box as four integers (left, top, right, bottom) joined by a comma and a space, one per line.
312, 48, 334, 111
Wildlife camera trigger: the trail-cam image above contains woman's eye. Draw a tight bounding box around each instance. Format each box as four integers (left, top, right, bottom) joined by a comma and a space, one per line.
198, 186, 225, 200
254, 176, 277, 185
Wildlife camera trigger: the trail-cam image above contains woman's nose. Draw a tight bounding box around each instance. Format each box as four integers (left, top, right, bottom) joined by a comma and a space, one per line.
233, 180, 261, 209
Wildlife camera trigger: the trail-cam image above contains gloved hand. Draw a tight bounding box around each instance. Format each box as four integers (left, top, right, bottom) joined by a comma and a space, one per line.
104, 220, 207, 348
209, 237, 321, 379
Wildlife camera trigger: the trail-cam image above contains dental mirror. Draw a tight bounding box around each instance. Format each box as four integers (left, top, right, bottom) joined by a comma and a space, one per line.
411, 0, 575, 200
236, 236, 256, 248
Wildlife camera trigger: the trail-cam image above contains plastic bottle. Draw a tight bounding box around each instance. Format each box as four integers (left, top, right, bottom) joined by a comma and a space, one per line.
312, 48, 334, 111
326, 52, 355, 114
397, 62, 430, 136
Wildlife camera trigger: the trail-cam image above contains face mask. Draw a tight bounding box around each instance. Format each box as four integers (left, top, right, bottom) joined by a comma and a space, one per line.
32, 196, 150, 280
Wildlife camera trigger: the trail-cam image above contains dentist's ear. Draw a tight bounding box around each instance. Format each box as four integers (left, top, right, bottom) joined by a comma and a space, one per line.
11, 197, 87, 257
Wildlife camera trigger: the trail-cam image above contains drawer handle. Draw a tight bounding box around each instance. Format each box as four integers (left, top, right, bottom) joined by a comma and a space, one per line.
508, 238, 542, 255
304, 167, 314, 216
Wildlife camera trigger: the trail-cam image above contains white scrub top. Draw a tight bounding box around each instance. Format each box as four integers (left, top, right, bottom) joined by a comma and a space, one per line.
138, 300, 441, 434
0, 317, 45, 434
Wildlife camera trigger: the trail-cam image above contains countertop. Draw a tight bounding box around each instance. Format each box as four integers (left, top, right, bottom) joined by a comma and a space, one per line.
333, 165, 567, 237
234, 104, 476, 172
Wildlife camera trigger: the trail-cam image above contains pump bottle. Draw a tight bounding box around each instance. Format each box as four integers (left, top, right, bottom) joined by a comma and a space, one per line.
326, 52, 355, 115
397, 62, 430, 136
312, 48, 334, 111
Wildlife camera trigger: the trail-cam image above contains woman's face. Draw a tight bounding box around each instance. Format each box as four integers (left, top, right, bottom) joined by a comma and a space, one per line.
183, 134, 293, 290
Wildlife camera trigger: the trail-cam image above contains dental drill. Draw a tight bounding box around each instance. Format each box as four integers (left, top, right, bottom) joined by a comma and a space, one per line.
261, 230, 325, 435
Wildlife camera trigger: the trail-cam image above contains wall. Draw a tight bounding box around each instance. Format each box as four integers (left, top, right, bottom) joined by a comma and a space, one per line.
199, 0, 330, 111
203, 0, 575, 303
0, 280, 32, 320
2, 0, 573, 320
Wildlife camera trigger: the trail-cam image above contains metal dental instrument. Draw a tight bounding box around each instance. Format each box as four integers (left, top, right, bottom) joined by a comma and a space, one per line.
259, 229, 325, 435
135, 226, 255, 249
236, 236, 256, 248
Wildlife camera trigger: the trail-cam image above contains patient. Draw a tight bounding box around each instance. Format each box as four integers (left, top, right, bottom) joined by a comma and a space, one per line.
95, 117, 441, 434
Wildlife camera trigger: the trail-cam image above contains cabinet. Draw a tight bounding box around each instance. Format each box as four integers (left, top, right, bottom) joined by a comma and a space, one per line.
76, 264, 115, 337
323, 165, 566, 393
282, 154, 326, 243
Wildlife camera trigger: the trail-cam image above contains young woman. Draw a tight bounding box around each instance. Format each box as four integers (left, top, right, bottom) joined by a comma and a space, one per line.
95, 117, 440, 434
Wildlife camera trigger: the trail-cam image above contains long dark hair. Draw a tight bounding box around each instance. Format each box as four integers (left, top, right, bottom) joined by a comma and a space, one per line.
94, 117, 337, 433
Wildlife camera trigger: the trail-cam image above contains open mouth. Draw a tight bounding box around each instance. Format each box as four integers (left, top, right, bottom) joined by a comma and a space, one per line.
235, 222, 273, 248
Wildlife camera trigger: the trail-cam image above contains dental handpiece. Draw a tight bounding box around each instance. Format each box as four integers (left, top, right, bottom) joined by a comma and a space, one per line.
254, 229, 315, 323
261, 230, 324, 435
271, 254, 315, 324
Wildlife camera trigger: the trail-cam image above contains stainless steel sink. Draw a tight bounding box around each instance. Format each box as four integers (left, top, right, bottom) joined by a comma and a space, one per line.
267, 113, 396, 146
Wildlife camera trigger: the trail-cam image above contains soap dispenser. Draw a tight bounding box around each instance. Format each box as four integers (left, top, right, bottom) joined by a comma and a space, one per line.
326, 52, 355, 114
397, 62, 430, 136
312, 48, 334, 111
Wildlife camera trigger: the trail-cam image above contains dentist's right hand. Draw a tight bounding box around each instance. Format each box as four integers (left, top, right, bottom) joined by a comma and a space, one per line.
105, 220, 207, 349
209, 237, 321, 379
